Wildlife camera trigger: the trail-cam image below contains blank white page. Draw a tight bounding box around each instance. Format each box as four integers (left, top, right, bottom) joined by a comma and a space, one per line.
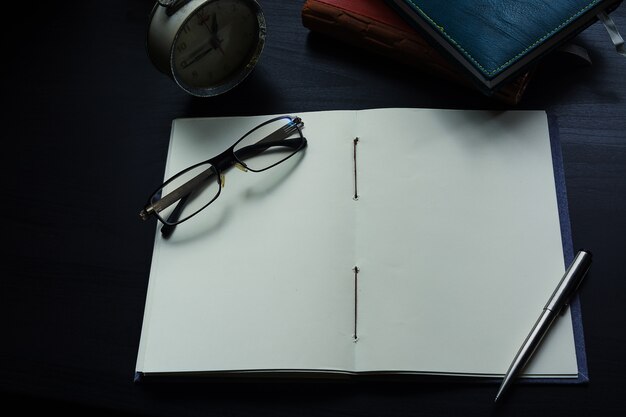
136, 112, 357, 374
353, 108, 577, 376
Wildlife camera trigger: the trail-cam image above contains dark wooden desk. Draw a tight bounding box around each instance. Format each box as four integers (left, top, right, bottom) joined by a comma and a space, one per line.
3, 1, 625, 416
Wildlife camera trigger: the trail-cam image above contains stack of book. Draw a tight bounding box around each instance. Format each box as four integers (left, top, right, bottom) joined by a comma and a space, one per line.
301, 0, 622, 104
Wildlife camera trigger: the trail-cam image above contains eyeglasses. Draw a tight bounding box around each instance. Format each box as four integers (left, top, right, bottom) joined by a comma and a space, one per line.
140, 115, 306, 235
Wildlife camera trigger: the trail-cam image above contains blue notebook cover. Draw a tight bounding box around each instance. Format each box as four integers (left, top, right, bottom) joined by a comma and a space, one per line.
386, 0, 622, 92
546, 113, 589, 385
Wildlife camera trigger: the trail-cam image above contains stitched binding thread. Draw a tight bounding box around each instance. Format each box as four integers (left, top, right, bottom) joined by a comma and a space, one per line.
353, 137, 359, 201
353, 266, 360, 342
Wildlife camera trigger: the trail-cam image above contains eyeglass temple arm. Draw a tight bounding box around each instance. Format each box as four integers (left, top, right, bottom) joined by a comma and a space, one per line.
140, 166, 216, 220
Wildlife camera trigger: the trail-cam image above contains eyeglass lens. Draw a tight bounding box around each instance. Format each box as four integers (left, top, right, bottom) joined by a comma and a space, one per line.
233, 116, 304, 171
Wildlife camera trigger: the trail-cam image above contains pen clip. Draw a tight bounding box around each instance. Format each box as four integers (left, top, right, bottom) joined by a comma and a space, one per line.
548, 251, 592, 315
559, 266, 590, 315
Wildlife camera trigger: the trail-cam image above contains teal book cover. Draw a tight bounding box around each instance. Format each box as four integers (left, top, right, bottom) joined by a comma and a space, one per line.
386, 0, 622, 91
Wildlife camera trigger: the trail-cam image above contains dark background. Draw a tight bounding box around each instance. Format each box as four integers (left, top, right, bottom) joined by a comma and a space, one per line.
2, 1, 625, 416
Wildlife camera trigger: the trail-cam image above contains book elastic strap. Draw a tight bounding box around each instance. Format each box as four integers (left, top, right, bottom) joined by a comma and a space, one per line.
555, 43, 592, 66
598, 12, 626, 57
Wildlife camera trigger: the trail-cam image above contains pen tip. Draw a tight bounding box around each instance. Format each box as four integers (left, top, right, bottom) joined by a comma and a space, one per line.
494, 384, 507, 403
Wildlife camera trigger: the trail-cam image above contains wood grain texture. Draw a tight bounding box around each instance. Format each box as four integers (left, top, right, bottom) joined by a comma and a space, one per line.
2, 1, 625, 416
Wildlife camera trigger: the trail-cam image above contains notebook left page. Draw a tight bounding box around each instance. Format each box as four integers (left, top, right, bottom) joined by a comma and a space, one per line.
136, 112, 357, 376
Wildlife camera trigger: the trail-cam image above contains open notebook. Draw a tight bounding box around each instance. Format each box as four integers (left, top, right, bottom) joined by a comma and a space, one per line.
135, 108, 586, 381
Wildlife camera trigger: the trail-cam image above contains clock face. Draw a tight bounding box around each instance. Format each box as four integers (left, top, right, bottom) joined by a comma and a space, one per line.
171, 0, 262, 93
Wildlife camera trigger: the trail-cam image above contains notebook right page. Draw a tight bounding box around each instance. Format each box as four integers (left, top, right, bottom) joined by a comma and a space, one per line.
353, 108, 578, 377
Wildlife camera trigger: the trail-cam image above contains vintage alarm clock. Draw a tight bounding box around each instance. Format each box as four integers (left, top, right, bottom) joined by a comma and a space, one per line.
147, 0, 266, 96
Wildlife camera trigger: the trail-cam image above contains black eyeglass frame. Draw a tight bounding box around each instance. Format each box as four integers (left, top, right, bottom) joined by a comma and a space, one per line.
140, 115, 306, 231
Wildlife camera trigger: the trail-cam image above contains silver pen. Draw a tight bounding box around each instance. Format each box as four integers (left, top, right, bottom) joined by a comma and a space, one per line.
494, 250, 593, 402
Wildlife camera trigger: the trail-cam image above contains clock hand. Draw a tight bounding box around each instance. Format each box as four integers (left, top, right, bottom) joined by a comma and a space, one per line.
181, 13, 228, 69
181, 45, 214, 69
210, 12, 219, 35
205, 13, 226, 55
211, 36, 226, 56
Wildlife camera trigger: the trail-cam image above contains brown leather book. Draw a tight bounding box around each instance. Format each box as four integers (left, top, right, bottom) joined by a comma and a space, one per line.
301, 0, 532, 104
